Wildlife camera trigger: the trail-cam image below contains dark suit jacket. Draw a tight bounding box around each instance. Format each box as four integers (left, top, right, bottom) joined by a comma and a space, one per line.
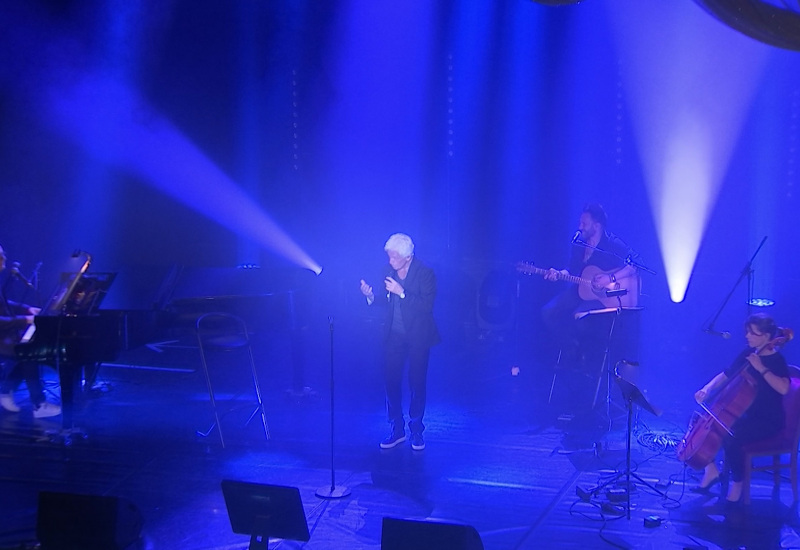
376, 257, 440, 350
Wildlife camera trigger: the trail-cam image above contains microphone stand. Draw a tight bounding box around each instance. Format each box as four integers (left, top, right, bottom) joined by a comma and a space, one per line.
572, 237, 655, 276
703, 236, 767, 337
316, 316, 351, 499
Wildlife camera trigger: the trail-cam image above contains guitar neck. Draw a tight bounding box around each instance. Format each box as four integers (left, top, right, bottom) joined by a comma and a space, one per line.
516, 263, 590, 286
516, 261, 639, 308
556, 272, 590, 286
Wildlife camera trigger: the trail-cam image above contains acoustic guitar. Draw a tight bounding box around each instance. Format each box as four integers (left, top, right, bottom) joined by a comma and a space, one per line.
515, 262, 639, 308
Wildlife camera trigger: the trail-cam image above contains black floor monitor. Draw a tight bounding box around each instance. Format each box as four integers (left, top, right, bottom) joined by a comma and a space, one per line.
221, 480, 310, 550
381, 517, 484, 550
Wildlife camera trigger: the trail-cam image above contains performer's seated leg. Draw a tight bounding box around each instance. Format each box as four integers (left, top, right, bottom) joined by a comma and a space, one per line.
0, 358, 61, 417
541, 290, 583, 368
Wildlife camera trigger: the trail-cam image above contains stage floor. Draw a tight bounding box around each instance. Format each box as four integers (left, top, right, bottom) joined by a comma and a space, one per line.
0, 317, 798, 550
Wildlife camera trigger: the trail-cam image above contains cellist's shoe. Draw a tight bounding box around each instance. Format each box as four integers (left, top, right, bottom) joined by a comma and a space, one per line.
725, 481, 743, 503
690, 476, 720, 493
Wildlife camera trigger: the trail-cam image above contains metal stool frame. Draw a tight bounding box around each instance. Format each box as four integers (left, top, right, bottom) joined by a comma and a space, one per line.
196, 312, 270, 448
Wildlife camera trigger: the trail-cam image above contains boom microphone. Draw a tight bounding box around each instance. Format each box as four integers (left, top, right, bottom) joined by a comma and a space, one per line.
704, 328, 731, 339
571, 230, 581, 244
9, 262, 34, 288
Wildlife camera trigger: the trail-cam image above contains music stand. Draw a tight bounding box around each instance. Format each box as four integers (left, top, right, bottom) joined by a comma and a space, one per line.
39, 252, 93, 315
59, 272, 116, 315
220, 480, 310, 550
589, 373, 662, 519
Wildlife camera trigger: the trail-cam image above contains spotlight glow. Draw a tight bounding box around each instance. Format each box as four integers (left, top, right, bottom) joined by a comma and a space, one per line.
44, 75, 322, 274
606, 1, 769, 302
654, 119, 716, 302
2, 4, 321, 275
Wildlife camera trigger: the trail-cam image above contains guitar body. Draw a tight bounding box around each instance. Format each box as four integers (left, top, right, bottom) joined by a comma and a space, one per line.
516, 262, 639, 307
576, 265, 639, 307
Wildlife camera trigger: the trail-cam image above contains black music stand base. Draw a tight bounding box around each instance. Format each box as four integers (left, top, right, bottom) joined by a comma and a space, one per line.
315, 484, 351, 499
588, 375, 663, 520
40, 427, 87, 446
249, 534, 268, 550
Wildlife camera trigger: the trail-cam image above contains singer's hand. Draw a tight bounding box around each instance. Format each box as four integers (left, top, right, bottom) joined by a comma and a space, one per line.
359, 279, 374, 298
592, 272, 614, 288
384, 276, 404, 296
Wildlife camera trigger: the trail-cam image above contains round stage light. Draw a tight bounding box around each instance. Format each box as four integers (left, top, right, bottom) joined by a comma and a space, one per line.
693, 0, 800, 51
530, 0, 585, 5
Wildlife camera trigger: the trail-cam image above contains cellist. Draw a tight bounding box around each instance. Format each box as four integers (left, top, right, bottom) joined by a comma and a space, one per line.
692, 313, 790, 502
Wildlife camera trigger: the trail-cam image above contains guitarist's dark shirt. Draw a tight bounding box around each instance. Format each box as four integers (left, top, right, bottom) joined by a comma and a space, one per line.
567, 231, 636, 283
724, 349, 789, 431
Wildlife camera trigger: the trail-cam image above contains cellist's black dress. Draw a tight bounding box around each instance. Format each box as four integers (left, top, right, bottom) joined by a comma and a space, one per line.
722, 349, 789, 482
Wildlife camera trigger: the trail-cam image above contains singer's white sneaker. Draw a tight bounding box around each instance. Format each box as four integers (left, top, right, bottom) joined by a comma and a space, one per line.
0, 392, 20, 413
33, 402, 61, 419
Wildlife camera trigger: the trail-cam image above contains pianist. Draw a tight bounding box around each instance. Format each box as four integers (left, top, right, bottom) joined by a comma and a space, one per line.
0, 244, 61, 418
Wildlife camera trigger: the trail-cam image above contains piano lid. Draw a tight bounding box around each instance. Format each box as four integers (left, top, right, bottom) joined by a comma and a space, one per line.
165, 266, 313, 331
167, 266, 306, 301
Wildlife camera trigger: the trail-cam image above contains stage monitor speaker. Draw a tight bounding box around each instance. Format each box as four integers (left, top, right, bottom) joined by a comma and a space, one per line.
221, 479, 310, 549
36, 491, 143, 550
381, 517, 484, 550
476, 269, 516, 331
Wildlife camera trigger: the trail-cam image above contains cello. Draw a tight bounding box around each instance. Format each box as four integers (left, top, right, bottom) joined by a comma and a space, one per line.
677, 327, 794, 470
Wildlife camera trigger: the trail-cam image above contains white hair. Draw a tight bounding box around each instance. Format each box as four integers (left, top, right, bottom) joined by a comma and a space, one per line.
384, 233, 414, 258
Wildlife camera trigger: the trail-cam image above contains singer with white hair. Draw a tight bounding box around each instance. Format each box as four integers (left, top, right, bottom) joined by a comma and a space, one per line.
0, 243, 61, 418
359, 233, 440, 451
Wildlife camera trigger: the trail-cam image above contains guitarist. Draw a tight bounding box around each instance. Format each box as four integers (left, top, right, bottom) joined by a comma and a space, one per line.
541, 203, 639, 366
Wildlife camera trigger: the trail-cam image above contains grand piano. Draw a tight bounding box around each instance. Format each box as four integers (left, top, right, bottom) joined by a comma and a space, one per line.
14, 253, 170, 433
14, 258, 309, 433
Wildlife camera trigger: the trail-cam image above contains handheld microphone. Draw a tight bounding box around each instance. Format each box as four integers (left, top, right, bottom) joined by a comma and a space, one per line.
385, 266, 395, 301
571, 230, 581, 244
9, 262, 34, 288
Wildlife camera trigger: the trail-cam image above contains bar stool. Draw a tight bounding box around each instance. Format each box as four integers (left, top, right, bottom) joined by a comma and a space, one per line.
196, 312, 270, 448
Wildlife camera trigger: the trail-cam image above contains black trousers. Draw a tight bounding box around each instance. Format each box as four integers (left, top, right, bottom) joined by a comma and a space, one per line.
542, 289, 606, 349
0, 357, 45, 405
725, 414, 782, 482
384, 331, 430, 435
